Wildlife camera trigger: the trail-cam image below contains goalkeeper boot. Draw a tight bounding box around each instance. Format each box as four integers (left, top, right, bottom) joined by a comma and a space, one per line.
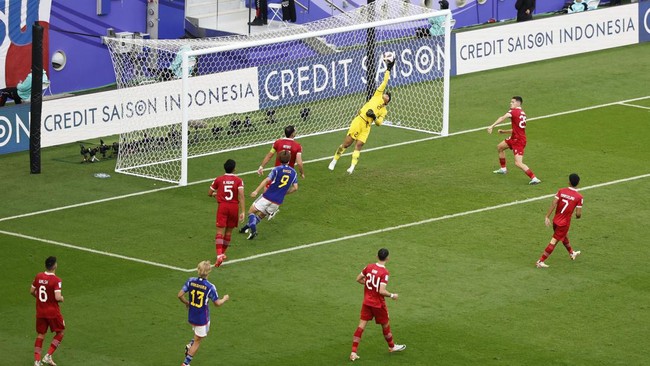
346, 165, 355, 174
493, 168, 507, 174
570, 250, 581, 260
529, 177, 541, 185
350, 352, 360, 361
328, 159, 337, 171
536, 260, 549, 268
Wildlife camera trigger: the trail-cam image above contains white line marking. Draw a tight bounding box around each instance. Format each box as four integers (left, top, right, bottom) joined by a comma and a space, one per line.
2, 95, 648, 224
0, 229, 191, 272
620, 102, 650, 110
2, 173, 647, 271
222, 173, 650, 266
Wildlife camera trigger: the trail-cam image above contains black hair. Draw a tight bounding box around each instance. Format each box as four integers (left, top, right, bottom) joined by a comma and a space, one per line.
278, 150, 291, 164
513, 96, 523, 104
377, 248, 389, 261
569, 173, 580, 187
439, 0, 449, 10
284, 125, 296, 138
224, 159, 236, 173
385, 91, 392, 104
45, 256, 57, 271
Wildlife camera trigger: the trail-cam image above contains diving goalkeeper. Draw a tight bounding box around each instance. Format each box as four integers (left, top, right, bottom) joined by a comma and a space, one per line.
328, 56, 395, 174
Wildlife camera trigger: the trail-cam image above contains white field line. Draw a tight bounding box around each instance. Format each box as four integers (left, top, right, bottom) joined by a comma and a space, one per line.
620, 102, 650, 110
2, 173, 648, 272
0, 229, 189, 272
0, 95, 648, 224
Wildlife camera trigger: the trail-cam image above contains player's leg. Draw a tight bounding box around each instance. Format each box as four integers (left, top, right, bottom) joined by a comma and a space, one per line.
562, 235, 581, 260
223, 228, 233, 255
42, 329, 64, 366
330, 134, 355, 170
215, 226, 226, 265
513, 151, 540, 184
34, 326, 46, 365
493, 141, 509, 174
182, 334, 204, 366
537, 236, 559, 268
350, 317, 369, 361
347, 139, 366, 174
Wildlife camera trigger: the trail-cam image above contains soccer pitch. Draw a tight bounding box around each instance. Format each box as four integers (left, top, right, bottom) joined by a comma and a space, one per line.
1, 43, 649, 365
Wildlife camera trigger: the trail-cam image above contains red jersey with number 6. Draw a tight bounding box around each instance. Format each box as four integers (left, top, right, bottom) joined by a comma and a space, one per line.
32, 272, 62, 318
210, 173, 244, 204
272, 138, 302, 167
361, 263, 389, 308
553, 187, 583, 227
509, 107, 527, 142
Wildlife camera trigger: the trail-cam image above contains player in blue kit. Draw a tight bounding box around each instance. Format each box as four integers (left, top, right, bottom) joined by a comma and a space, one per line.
239, 150, 298, 240
178, 260, 229, 366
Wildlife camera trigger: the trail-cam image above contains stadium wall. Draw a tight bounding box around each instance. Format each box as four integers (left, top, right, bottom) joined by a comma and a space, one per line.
1, 3, 649, 155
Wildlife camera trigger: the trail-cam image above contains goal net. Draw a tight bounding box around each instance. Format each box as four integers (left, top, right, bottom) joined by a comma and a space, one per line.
104, 1, 451, 185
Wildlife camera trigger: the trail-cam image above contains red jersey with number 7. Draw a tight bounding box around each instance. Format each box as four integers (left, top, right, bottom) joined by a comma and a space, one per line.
553, 187, 583, 227
361, 263, 389, 308
509, 107, 527, 142
32, 272, 62, 318
210, 173, 244, 204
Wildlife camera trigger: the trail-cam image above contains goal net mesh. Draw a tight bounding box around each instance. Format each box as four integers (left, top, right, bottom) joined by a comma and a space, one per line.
104, 0, 450, 184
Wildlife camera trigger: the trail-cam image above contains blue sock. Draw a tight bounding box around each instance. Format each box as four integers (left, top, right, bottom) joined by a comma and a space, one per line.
183, 354, 193, 365
248, 214, 258, 232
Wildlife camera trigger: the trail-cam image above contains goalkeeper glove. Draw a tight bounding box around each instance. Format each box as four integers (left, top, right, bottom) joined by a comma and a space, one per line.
386, 59, 395, 72
366, 109, 376, 120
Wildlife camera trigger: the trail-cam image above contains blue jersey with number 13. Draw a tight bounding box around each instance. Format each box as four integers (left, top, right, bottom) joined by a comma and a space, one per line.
263, 165, 297, 205
181, 277, 219, 326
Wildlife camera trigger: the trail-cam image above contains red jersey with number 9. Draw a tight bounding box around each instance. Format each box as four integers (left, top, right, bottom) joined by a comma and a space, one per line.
32, 272, 62, 318
361, 263, 389, 308
210, 174, 244, 204
553, 187, 584, 227
509, 107, 527, 142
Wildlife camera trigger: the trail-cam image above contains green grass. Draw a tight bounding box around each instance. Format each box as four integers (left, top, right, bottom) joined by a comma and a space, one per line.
1, 43, 649, 365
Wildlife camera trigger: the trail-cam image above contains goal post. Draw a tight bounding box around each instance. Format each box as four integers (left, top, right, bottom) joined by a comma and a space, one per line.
105, 1, 451, 185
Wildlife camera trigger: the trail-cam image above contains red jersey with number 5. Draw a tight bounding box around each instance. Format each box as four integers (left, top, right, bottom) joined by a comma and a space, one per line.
272, 138, 302, 167
32, 272, 62, 318
361, 263, 389, 308
210, 174, 244, 204
509, 107, 527, 142
553, 187, 583, 227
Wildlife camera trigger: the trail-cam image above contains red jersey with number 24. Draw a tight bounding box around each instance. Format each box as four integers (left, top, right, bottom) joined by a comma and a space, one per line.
361, 263, 389, 308
508, 107, 527, 142
32, 272, 62, 318
210, 174, 244, 204
553, 187, 583, 227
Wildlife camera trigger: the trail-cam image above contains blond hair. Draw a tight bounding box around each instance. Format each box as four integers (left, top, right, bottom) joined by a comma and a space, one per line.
197, 260, 212, 278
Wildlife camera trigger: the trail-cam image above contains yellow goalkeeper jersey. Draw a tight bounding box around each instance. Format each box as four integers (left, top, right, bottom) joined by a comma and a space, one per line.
357, 70, 390, 126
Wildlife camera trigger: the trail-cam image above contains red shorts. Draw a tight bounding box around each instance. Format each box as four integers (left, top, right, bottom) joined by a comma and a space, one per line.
505, 138, 526, 156
216, 203, 239, 228
552, 223, 570, 242
360, 303, 389, 324
36, 315, 65, 334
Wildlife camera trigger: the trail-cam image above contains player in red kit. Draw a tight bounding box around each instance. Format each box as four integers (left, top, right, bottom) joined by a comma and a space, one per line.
536, 173, 583, 268
257, 125, 304, 179
349, 248, 405, 362
209, 159, 245, 267
30, 256, 65, 366
487, 96, 541, 185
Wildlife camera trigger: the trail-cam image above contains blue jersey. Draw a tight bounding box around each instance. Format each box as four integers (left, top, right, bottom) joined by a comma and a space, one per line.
181, 277, 219, 326
262, 164, 298, 205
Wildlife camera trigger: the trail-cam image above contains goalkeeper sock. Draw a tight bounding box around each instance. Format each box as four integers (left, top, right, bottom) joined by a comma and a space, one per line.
334, 145, 346, 160
351, 150, 361, 167
215, 234, 224, 256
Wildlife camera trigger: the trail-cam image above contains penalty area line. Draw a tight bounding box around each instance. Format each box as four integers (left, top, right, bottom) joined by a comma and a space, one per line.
222, 173, 650, 267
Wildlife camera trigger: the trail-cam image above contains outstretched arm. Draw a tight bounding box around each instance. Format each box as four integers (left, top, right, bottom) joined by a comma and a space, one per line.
251, 178, 271, 197
258, 149, 276, 175
487, 112, 511, 134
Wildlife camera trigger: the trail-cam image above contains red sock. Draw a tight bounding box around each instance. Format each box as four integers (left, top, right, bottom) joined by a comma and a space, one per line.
215, 234, 224, 256
383, 325, 395, 348
524, 169, 535, 179
34, 337, 44, 361
47, 333, 64, 356
539, 243, 556, 262
223, 234, 232, 255
351, 327, 364, 353
562, 239, 573, 254
499, 158, 506, 169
